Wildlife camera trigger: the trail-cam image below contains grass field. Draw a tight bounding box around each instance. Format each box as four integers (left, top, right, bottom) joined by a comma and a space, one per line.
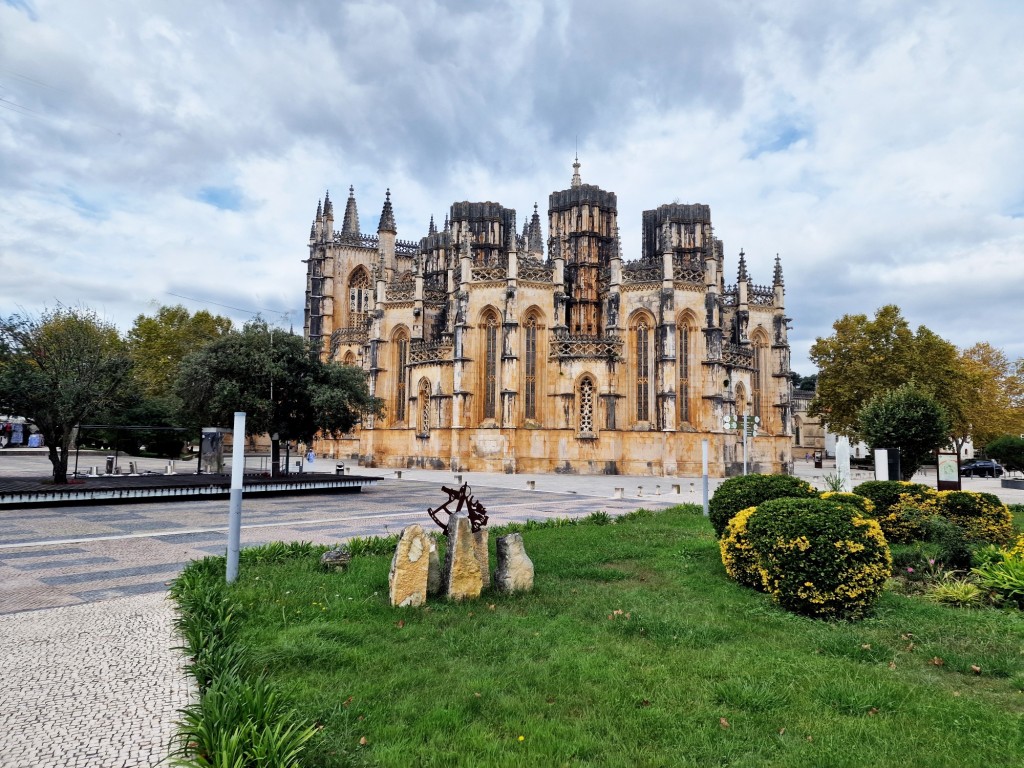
180, 505, 1024, 767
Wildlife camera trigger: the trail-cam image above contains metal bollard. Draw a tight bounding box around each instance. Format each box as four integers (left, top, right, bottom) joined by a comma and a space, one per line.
637, 486, 643, 497
527, 480, 536, 490
655, 484, 661, 495
454, 473, 463, 484
613, 487, 624, 499
396, 470, 402, 479
671, 484, 681, 494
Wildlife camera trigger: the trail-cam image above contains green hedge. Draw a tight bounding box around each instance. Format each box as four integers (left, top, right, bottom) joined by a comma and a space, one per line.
709, 473, 817, 538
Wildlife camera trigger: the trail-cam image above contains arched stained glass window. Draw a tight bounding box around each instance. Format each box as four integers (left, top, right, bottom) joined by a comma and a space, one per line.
635, 320, 650, 422
484, 313, 498, 420
524, 315, 538, 420
394, 334, 408, 423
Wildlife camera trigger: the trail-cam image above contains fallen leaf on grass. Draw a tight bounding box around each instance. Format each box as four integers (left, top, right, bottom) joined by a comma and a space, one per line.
396, 619, 405, 629
868, 707, 879, 716
719, 718, 730, 729
905, 642, 915, 652
637, 699, 651, 708
861, 644, 872, 650
971, 665, 982, 675
930, 657, 945, 667
474, 692, 481, 698
806, 736, 813, 742
488, 604, 495, 611
778, 728, 786, 736
342, 696, 354, 708
358, 737, 368, 746
888, 661, 897, 671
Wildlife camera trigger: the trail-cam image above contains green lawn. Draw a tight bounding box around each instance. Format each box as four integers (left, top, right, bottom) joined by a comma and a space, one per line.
188, 506, 1024, 767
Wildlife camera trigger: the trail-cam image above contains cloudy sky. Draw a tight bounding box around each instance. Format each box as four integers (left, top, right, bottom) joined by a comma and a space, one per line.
2, 0, 1023, 373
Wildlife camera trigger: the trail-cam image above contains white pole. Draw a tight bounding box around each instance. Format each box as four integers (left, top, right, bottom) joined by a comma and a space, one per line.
701, 438, 709, 517
226, 412, 246, 584
742, 414, 748, 476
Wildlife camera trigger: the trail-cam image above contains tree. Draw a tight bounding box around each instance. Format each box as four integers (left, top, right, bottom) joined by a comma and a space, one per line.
858, 383, 951, 480
809, 305, 966, 440
0, 308, 132, 483
985, 435, 1024, 474
174, 319, 381, 474
127, 305, 232, 399
950, 343, 1024, 450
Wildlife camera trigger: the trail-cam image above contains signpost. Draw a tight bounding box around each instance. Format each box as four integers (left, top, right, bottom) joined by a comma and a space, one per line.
722, 414, 760, 475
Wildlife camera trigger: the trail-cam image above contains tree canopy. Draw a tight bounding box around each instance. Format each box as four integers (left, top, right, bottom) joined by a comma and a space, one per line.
175, 320, 381, 471
0, 308, 133, 483
127, 304, 232, 399
808, 305, 965, 439
985, 435, 1024, 474
858, 383, 951, 480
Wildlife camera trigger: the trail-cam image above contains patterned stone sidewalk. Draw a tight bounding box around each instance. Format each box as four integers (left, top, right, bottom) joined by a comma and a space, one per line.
0, 593, 191, 768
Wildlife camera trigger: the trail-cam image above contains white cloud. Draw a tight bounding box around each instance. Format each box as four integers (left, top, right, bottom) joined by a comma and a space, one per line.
1, 0, 1023, 372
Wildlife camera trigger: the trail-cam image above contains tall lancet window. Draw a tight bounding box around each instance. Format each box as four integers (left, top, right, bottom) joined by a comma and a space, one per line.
483, 312, 499, 420
635, 320, 651, 422
394, 334, 408, 423
679, 326, 690, 424
524, 315, 538, 420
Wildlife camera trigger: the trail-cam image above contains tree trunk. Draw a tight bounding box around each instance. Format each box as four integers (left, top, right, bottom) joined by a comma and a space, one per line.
48, 442, 70, 484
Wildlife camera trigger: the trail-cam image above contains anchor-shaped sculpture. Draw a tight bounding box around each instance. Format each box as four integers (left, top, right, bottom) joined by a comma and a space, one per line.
428, 482, 489, 533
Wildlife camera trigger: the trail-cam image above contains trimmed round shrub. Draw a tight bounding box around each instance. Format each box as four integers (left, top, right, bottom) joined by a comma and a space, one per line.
719, 506, 762, 589
883, 489, 940, 543
820, 491, 875, 516
744, 497, 892, 620
709, 473, 817, 538
852, 480, 932, 516
936, 491, 1015, 546
851, 481, 936, 543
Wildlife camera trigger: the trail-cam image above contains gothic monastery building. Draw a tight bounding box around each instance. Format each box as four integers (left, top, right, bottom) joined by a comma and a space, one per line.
304, 160, 794, 476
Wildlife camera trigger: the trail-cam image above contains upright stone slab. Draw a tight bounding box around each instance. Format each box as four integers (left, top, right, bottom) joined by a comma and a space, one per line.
473, 528, 490, 589
388, 524, 430, 607
443, 514, 483, 601
493, 533, 534, 594
427, 538, 442, 596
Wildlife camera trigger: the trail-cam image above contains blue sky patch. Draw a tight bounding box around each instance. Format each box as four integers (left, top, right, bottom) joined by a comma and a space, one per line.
197, 185, 243, 211
745, 117, 812, 159
3, 0, 37, 21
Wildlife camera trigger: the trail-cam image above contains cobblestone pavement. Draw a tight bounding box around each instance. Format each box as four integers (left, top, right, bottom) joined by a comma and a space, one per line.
0, 593, 191, 768
1, 450, 1019, 768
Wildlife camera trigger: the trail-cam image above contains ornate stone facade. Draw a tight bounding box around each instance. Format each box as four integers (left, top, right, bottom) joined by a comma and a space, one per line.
304, 160, 794, 476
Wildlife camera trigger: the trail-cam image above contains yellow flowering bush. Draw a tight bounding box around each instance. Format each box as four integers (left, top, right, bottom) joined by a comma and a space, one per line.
719, 506, 762, 589
1006, 534, 1024, 561
882, 490, 940, 543
708, 473, 817, 538
935, 491, 1015, 547
742, 498, 892, 620
820, 491, 875, 516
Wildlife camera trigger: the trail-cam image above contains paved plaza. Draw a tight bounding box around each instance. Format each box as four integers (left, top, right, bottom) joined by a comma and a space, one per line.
0, 450, 1020, 767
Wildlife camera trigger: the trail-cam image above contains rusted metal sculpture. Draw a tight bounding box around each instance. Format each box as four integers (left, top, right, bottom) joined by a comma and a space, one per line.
428, 482, 489, 533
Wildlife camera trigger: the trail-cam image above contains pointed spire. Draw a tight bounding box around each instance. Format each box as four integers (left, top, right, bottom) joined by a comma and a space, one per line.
571, 153, 582, 188
443, 214, 450, 233
773, 253, 784, 286
614, 225, 623, 261
342, 185, 360, 236
529, 202, 543, 253
738, 248, 748, 282
316, 199, 322, 219
378, 188, 396, 233
324, 189, 332, 216
429, 215, 437, 235
309, 222, 316, 240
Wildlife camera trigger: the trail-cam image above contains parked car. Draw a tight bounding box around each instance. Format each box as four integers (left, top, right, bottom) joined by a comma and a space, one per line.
960, 459, 1004, 478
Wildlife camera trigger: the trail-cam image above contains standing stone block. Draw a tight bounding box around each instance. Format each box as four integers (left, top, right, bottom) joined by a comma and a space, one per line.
427, 538, 442, 596
388, 524, 430, 607
473, 528, 490, 590
493, 533, 534, 594
443, 514, 483, 601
